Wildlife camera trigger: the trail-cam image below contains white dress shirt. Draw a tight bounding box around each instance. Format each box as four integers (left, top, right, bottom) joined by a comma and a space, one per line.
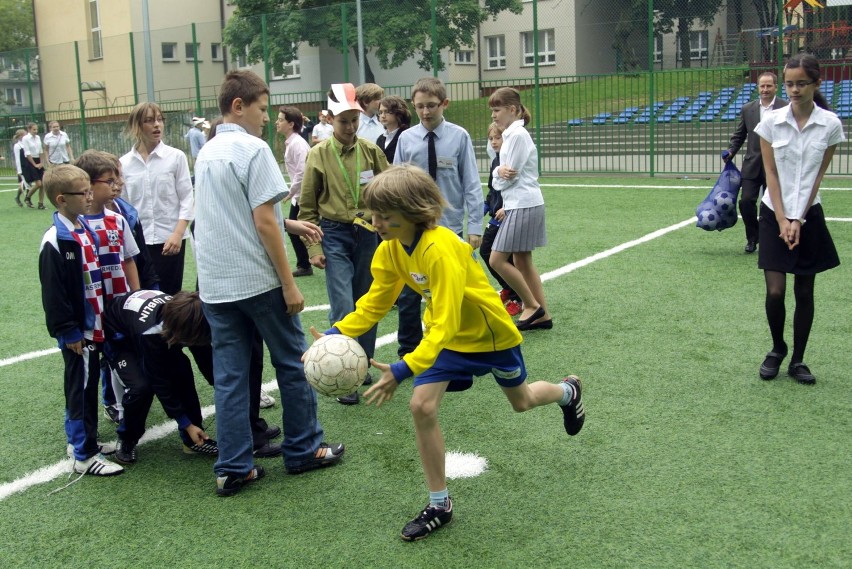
44, 131, 72, 164
312, 122, 333, 142
22, 133, 43, 160
357, 112, 384, 144
284, 132, 310, 201
490, 119, 544, 210
754, 104, 845, 220
119, 142, 194, 245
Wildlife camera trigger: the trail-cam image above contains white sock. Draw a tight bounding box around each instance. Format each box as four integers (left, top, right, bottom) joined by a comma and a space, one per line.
559, 381, 574, 406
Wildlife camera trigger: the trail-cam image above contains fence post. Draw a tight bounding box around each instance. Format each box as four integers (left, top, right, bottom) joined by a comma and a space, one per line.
129, 32, 139, 105
261, 14, 274, 141
342, 4, 349, 83
25, 48, 35, 122
192, 23, 202, 116
74, 41, 88, 150
431, 0, 438, 76
777, 0, 784, 69
647, 0, 655, 177
532, 0, 542, 174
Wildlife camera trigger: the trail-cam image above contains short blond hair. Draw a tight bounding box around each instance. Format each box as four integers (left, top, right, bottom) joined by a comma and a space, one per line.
355, 83, 384, 106
411, 77, 446, 102
43, 164, 89, 207
363, 164, 446, 229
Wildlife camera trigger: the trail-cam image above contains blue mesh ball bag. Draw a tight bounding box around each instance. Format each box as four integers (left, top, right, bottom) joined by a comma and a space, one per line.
696, 154, 741, 232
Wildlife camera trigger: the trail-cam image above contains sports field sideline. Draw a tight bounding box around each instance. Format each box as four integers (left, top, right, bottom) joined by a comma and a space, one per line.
0, 177, 849, 567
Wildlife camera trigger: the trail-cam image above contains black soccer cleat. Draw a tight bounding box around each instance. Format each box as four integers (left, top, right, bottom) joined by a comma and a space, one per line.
560, 376, 585, 436
401, 499, 453, 541
216, 466, 265, 497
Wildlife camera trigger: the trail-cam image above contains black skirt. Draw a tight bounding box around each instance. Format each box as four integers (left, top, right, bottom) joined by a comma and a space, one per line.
22, 158, 44, 184
758, 203, 840, 275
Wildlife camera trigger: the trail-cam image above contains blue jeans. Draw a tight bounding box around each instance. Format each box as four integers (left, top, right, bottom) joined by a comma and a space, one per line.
320, 220, 378, 359
203, 288, 324, 476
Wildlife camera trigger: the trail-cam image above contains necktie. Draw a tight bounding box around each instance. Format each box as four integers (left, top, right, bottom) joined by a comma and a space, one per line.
426, 131, 437, 180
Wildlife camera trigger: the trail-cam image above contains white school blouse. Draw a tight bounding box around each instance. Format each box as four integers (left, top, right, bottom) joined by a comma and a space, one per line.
490, 120, 544, 210
754, 104, 845, 221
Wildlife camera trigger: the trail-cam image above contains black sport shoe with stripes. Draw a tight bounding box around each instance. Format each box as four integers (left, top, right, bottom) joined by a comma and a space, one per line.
560, 376, 585, 436
216, 466, 265, 497
401, 499, 453, 541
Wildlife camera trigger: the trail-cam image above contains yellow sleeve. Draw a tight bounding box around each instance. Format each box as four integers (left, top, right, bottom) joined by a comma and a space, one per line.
333, 242, 404, 337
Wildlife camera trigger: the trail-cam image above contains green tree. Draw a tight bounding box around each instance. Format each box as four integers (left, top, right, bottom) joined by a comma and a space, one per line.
224, 0, 522, 83
654, 0, 724, 68
0, 0, 35, 53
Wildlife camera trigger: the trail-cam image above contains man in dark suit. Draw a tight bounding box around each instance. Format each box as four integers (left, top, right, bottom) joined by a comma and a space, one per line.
725, 72, 789, 253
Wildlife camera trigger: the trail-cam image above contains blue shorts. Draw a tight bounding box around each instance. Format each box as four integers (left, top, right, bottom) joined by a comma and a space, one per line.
414, 346, 527, 392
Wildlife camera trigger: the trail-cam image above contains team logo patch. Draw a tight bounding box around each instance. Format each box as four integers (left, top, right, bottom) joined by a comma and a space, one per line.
410, 272, 428, 285
106, 229, 120, 245
492, 367, 521, 380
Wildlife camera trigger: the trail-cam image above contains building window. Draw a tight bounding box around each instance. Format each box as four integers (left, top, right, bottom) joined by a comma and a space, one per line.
211, 43, 223, 62
185, 42, 201, 62
161, 42, 178, 61
485, 35, 505, 69
677, 30, 709, 61
521, 29, 555, 66
454, 50, 474, 65
654, 35, 663, 63
234, 47, 249, 69
88, 0, 103, 60
5, 88, 23, 106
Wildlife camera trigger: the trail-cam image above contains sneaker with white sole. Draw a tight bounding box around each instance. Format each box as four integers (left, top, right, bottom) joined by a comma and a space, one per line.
259, 390, 276, 409
559, 376, 585, 436
401, 499, 454, 541
216, 466, 265, 497
114, 440, 138, 465
71, 453, 124, 476
66, 442, 117, 458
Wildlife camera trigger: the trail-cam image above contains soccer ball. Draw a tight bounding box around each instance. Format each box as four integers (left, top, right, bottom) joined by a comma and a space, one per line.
713, 191, 736, 213
696, 208, 721, 230
303, 334, 369, 397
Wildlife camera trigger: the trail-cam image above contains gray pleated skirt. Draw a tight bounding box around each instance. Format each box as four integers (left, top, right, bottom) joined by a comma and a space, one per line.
492, 205, 547, 253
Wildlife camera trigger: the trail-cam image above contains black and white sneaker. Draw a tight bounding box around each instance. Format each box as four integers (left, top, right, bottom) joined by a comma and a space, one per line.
401, 499, 453, 541
71, 453, 124, 476
183, 438, 219, 455
114, 440, 138, 465
103, 404, 121, 425
216, 466, 265, 497
560, 376, 585, 436
285, 443, 345, 474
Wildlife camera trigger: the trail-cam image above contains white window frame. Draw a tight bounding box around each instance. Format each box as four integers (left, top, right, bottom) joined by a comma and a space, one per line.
161, 42, 178, 62
272, 44, 300, 79
454, 50, 474, 65
185, 42, 201, 62
6, 88, 23, 106
677, 30, 709, 61
521, 29, 556, 67
88, 0, 103, 60
654, 35, 663, 63
211, 43, 223, 62
485, 35, 506, 70
234, 47, 250, 69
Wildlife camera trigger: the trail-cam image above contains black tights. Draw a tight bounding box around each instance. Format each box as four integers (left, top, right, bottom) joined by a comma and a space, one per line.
764, 270, 816, 363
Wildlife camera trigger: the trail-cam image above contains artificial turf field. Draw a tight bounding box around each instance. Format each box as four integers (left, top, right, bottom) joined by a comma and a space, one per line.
0, 176, 849, 568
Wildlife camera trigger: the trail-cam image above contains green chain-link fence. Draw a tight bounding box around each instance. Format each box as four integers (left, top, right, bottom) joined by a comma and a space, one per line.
4, 0, 852, 176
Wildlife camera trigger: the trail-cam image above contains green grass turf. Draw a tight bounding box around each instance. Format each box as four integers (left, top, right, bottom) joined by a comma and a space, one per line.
0, 177, 850, 567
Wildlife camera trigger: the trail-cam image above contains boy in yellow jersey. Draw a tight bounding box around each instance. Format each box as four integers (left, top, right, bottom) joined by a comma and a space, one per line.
311, 164, 585, 541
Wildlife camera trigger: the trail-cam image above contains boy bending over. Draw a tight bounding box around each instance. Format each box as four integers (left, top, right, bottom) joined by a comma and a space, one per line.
318, 164, 585, 541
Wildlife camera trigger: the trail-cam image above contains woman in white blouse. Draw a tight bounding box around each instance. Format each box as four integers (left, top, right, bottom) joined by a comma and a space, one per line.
487, 87, 551, 332
120, 102, 194, 294
754, 53, 844, 385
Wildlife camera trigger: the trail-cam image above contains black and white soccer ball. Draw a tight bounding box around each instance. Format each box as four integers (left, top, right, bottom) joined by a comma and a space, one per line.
303, 334, 369, 397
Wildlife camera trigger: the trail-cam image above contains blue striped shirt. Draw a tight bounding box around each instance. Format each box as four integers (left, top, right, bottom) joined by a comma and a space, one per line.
194, 123, 289, 303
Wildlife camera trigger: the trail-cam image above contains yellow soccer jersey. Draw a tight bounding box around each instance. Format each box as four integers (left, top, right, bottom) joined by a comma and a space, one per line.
333, 226, 523, 379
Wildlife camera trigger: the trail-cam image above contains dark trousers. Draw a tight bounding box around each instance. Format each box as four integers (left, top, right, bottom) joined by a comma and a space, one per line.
288, 202, 311, 270
480, 224, 517, 299
189, 330, 270, 446
739, 177, 763, 245
147, 240, 186, 295
397, 286, 423, 357
64, 342, 103, 460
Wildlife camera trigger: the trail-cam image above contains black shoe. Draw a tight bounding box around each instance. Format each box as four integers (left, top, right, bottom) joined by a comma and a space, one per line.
516, 306, 546, 331
103, 404, 120, 424
114, 440, 138, 465
559, 376, 585, 436
24, 198, 34, 209
292, 267, 314, 277
744, 241, 757, 254
336, 391, 360, 405
183, 438, 219, 455
286, 443, 345, 474
361, 374, 373, 386
216, 466, 265, 497
788, 362, 816, 385
759, 349, 787, 380
401, 499, 453, 541
253, 441, 282, 458
37, 203, 46, 210
264, 425, 281, 440
14, 195, 22, 208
